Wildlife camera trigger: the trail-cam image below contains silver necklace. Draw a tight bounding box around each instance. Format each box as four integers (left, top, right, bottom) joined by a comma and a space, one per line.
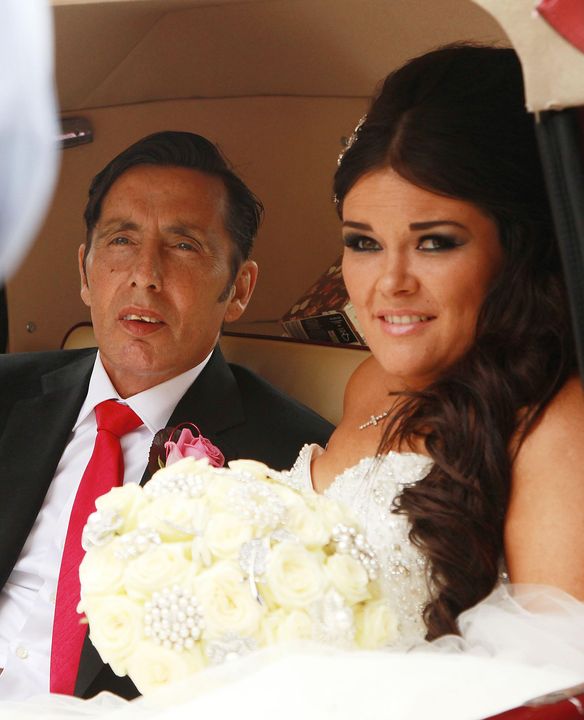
358, 410, 390, 430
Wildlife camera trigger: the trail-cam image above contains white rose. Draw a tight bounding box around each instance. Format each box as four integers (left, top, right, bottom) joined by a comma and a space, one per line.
265, 543, 326, 609
191, 536, 213, 569
79, 542, 126, 597
312, 494, 356, 534
260, 609, 313, 644
227, 459, 271, 480
326, 554, 371, 604
147, 457, 215, 497
205, 475, 238, 512
83, 596, 144, 675
126, 640, 205, 694
124, 544, 191, 601
138, 497, 209, 542
95, 483, 148, 532
204, 512, 252, 560
355, 600, 399, 649
270, 482, 305, 508
155, 456, 213, 480
195, 561, 262, 639
287, 503, 329, 548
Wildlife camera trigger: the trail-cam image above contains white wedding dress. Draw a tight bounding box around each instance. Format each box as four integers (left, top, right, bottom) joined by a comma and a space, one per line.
285, 444, 434, 648
1, 446, 583, 720
287, 445, 584, 669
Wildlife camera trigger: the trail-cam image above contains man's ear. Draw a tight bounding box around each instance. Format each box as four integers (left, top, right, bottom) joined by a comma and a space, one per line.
224, 260, 258, 323
78, 243, 91, 307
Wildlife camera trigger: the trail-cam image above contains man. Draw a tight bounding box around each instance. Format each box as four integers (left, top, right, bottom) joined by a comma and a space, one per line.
0, 131, 333, 700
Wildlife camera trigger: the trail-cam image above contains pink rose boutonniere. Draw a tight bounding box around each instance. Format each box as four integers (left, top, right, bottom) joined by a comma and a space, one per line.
165, 426, 224, 467
148, 423, 225, 474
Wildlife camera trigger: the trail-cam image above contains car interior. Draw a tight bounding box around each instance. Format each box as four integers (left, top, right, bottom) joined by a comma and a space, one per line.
2, 2, 584, 713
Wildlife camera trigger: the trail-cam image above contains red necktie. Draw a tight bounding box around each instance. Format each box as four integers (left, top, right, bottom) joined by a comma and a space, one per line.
50, 400, 142, 695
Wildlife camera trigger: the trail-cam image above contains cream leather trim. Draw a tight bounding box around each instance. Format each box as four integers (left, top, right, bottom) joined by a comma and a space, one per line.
61, 325, 369, 425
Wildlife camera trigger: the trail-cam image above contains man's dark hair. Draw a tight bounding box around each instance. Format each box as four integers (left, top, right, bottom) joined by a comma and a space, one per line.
83, 131, 263, 278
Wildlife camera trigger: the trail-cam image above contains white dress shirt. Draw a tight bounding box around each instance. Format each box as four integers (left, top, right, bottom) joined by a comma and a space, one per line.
0, 351, 210, 699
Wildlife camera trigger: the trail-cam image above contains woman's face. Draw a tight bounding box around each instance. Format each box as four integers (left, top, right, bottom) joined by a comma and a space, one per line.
342, 169, 504, 388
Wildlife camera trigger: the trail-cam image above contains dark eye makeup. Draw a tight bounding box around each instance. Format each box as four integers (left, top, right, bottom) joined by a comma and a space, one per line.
416, 234, 464, 252
343, 232, 464, 253
343, 233, 381, 252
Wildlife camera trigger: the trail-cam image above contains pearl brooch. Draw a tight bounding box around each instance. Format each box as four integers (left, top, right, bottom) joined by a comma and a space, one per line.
145, 471, 207, 499
114, 526, 161, 560
228, 480, 286, 530
331, 523, 380, 580
144, 585, 204, 651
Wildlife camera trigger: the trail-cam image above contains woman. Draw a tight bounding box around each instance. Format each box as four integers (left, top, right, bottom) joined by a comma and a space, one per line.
289, 43, 584, 648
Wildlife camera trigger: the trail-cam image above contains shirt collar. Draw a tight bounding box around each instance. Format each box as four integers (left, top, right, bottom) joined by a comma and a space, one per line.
74, 351, 212, 433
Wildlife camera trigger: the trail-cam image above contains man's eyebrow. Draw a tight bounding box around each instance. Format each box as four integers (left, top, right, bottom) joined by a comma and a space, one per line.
164, 223, 206, 237
409, 220, 467, 231
94, 219, 139, 237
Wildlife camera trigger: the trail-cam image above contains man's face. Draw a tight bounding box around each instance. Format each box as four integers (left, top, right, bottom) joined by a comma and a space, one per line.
79, 164, 257, 398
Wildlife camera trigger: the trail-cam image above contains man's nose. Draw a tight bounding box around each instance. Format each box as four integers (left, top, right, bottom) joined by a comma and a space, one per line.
130, 244, 162, 290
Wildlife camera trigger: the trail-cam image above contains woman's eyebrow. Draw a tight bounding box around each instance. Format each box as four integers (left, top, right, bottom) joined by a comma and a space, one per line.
342, 221, 374, 230
409, 220, 467, 231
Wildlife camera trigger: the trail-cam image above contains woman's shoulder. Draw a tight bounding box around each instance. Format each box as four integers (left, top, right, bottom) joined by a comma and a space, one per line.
512, 375, 584, 489
506, 375, 584, 597
517, 375, 584, 456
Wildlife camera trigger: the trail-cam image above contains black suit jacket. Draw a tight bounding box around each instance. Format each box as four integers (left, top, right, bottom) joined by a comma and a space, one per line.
0, 346, 333, 699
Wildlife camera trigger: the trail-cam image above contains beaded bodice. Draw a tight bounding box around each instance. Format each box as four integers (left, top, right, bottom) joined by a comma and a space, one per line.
285, 444, 434, 647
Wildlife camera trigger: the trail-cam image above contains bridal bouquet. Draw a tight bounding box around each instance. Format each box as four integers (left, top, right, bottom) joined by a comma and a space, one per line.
78, 457, 397, 694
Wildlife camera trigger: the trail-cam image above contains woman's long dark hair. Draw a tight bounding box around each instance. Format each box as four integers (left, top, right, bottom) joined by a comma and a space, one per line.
334, 45, 576, 639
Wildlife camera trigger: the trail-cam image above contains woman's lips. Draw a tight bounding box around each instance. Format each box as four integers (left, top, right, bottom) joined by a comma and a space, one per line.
379, 313, 435, 336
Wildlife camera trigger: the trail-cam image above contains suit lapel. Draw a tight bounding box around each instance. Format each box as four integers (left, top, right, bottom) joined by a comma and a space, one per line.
139, 346, 245, 485
169, 346, 244, 434
0, 352, 94, 590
